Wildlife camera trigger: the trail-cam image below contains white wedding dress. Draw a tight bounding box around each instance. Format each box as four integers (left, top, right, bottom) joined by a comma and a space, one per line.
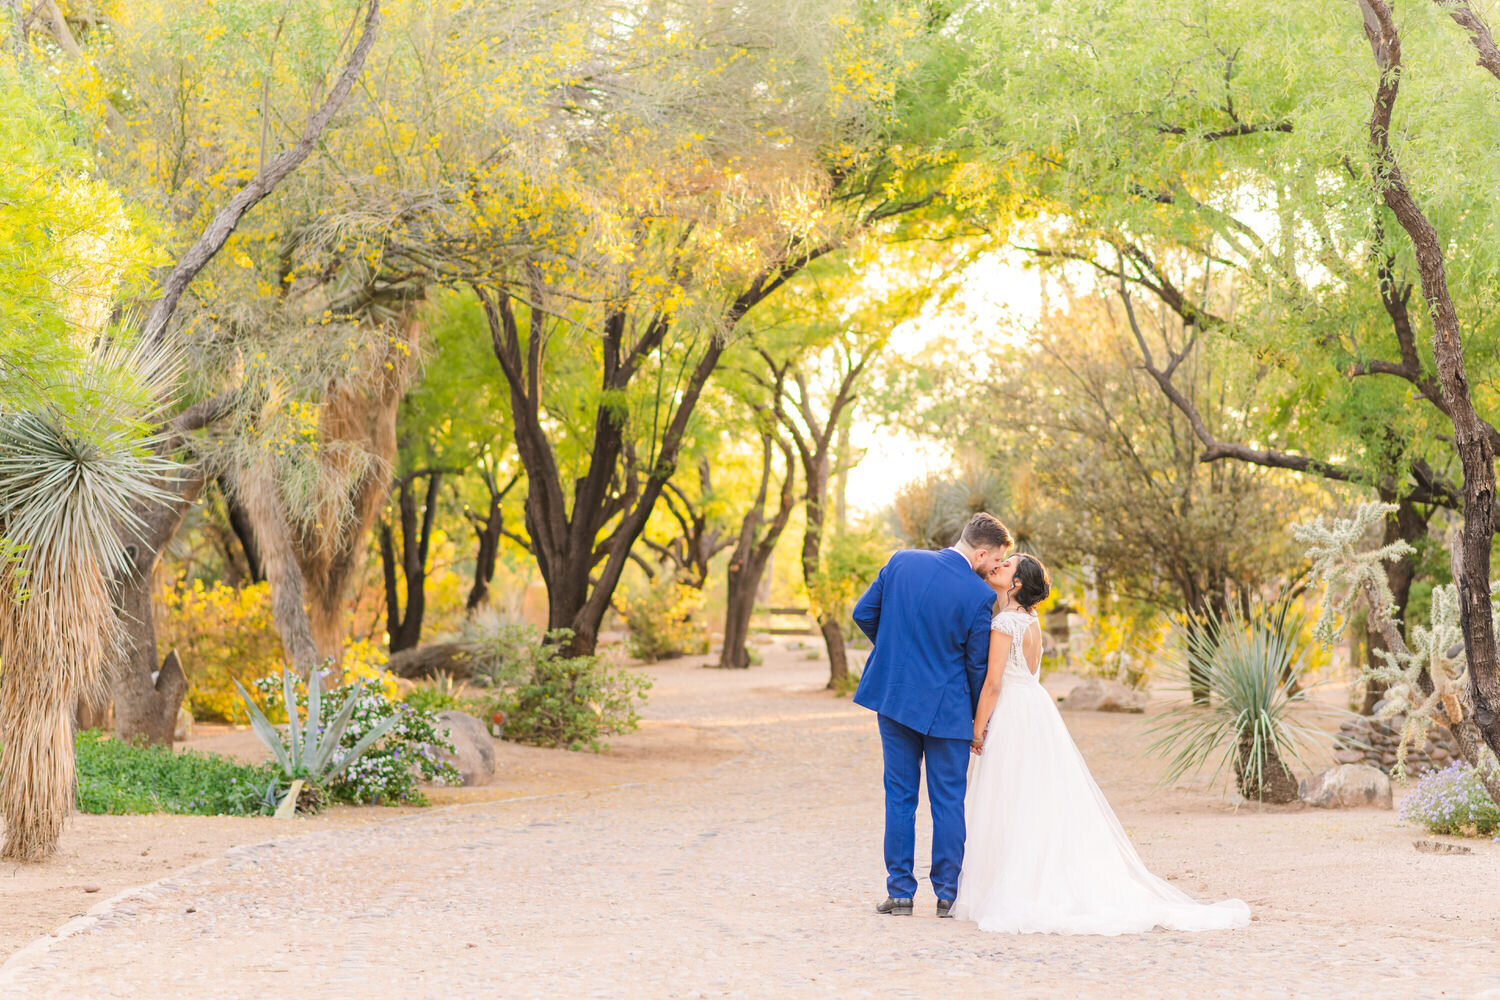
952, 609, 1251, 935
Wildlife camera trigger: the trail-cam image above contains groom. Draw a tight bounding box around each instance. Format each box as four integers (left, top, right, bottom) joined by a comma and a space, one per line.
851, 512, 1012, 917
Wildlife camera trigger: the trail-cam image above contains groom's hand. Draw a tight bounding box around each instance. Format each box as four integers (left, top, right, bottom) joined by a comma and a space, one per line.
969, 737, 984, 756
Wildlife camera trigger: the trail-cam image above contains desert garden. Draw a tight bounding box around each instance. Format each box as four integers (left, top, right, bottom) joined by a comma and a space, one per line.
5, 0, 1500, 995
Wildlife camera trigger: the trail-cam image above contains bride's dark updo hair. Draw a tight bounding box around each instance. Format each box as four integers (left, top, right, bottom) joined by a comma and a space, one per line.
1013, 554, 1051, 610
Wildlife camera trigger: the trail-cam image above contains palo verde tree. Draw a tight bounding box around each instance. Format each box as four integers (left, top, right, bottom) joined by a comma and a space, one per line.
449, 0, 943, 655
950, 0, 1499, 717
750, 244, 944, 688
35, 0, 386, 741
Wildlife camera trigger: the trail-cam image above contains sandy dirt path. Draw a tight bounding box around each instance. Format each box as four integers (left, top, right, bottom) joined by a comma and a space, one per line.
1, 645, 1497, 999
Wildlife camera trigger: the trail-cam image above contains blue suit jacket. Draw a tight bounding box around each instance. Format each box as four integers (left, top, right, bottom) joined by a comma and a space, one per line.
851, 548, 996, 740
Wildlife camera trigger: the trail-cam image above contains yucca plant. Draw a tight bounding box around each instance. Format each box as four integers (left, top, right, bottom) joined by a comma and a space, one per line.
234, 666, 401, 811
0, 341, 179, 861
1147, 601, 1336, 803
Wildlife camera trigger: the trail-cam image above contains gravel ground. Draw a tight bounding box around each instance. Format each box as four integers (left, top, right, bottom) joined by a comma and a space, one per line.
2, 646, 1497, 999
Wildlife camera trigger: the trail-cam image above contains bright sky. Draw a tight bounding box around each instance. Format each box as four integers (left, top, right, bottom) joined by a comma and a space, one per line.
844, 250, 1051, 516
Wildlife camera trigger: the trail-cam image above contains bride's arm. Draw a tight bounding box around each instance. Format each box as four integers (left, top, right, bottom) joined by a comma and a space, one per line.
970, 629, 1012, 755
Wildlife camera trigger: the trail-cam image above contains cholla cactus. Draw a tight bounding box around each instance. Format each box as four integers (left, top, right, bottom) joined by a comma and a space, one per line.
1291, 502, 1412, 646
1293, 503, 1498, 778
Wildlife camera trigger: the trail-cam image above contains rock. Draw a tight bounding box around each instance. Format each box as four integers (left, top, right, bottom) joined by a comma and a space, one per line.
1413, 839, 1472, 855
174, 705, 193, 743
433, 711, 495, 787
1341, 717, 1373, 739
1334, 748, 1366, 765
1057, 677, 1146, 714
1298, 764, 1393, 809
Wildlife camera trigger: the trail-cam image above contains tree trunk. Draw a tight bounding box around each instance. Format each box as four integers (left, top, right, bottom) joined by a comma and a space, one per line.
1234, 735, 1300, 804
769, 356, 869, 690
1362, 1, 1500, 762
221, 475, 266, 583
1362, 494, 1427, 714
719, 579, 759, 669
466, 476, 506, 612
112, 474, 204, 745
801, 450, 851, 688
381, 470, 442, 654
832, 413, 851, 539
239, 465, 324, 675
289, 314, 419, 664
718, 433, 797, 669
476, 242, 840, 659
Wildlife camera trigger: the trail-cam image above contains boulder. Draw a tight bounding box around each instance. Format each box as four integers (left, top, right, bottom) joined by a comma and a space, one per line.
1057, 677, 1146, 714
434, 711, 496, 787
1298, 764, 1392, 810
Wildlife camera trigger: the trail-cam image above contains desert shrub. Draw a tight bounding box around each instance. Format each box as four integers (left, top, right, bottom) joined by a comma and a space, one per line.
402, 676, 488, 717
73, 730, 280, 816
496, 630, 652, 752
1400, 762, 1500, 837
618, 578, 707, 662
1147, 603, 1337, 803
459, 609, 553, 686
156, 578, 282, 721
250, 673, 461, 807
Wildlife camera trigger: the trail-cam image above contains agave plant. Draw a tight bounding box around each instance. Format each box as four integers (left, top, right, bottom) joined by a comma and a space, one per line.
234, 666, 401, 810
1147, 601, 1338, 803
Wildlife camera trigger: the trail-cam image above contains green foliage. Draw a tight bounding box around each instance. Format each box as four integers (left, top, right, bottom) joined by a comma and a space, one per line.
808, 524, 893, 625
401, 677, 488, 718
829, 667, 862, 698
495, 631, 652, 753
0, 58, 158, 415
947, 1, 1498, 523
886, 466, 1007, 550
73, 730, 280, 817
1147, 603, 1335, 800
619, 578, 708, 663
1078, 608, 1167, 691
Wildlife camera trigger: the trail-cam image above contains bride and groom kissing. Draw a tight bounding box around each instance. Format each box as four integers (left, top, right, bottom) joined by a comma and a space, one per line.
850, 513, 1250, 935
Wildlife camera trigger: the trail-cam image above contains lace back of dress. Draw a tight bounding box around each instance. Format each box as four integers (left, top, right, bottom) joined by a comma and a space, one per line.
999, 610, 1038, 681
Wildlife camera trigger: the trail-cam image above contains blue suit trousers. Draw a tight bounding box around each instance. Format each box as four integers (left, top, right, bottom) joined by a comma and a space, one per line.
877, 713, 970, 900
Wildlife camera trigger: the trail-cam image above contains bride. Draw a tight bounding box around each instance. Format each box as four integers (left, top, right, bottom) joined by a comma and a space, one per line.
952, 554, 1251, 935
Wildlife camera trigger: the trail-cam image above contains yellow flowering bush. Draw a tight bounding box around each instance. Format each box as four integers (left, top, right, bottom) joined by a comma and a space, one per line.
156, 579, 283, 721
158, 581, 401, 720
619, 579, 708, 662
1079, 609, 1168, 690
336, 637, 400, 701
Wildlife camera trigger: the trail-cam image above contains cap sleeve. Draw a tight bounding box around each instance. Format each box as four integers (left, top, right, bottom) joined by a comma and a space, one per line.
990, 611, 1030, 638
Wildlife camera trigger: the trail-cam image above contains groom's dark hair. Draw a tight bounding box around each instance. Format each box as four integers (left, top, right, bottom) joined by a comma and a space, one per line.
960, 512, 1012, 551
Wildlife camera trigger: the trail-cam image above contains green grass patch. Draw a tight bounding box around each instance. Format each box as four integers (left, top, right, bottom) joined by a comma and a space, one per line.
74, 729, 281, 816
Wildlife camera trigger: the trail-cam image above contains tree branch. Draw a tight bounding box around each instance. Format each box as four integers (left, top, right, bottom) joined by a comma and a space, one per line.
1436, 0, 1500, 80
141, 0, 382, 348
